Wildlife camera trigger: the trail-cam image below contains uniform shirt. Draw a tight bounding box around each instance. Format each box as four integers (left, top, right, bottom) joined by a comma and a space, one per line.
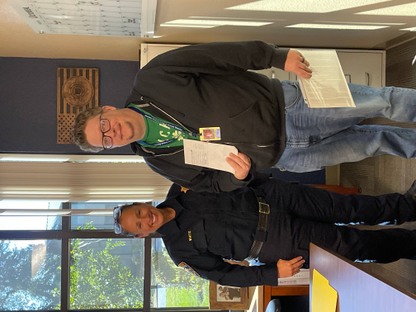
154, 179, 416, 287
156, 187, 279, 287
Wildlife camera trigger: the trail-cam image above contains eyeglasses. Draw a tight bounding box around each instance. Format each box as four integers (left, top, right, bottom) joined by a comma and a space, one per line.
99, 114, 113, 150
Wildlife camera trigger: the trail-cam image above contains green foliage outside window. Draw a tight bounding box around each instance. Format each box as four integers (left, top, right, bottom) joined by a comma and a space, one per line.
67, 238, 144, 309
0, 223, 209, 311
152, 243, 209, 307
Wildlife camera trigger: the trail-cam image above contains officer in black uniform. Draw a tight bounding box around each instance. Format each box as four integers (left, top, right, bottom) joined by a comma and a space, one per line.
114, 178, 416, 287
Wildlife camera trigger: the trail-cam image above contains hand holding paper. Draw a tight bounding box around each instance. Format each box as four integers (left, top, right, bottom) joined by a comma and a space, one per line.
226, 152, 251, 180
183, 139, 238, 174
284, 49, 313, 79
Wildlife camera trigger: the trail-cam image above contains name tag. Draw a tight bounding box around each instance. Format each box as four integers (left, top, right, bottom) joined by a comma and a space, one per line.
199, 127, 221, 141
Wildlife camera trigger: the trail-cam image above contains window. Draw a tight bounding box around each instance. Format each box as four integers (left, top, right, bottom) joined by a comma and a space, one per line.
0, 200, 210, 312
0, 200, 62, 230
151, 238, 209, 308
0, 239, 61, 310
69, 238, 145, 309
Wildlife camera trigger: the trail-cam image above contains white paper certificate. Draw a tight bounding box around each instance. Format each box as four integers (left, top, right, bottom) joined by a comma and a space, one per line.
298, 49, 355, 108
183, 139, 237, 174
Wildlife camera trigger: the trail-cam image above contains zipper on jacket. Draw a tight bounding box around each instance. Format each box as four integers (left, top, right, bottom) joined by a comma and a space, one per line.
138, 96, 198, 137
141, 145, 184, 157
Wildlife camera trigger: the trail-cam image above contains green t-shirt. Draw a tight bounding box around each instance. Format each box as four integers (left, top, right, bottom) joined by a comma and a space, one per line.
128, 104, 199, 148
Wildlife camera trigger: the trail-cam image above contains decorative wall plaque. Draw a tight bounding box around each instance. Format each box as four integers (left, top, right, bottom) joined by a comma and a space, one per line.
62, 76, 94, 107
57, 67, 99, 144
209, 281, 249, 310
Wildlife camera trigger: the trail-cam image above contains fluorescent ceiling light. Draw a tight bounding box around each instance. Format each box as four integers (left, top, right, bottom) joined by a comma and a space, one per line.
161, 19, 272, 28
160, 23, 214, 28
286, 23, 389, 30
189, 15, 284, 22
357, 2, 416, 16
317, 21, 405, 26
226, 0, 391, 13
401, 27, 416, 32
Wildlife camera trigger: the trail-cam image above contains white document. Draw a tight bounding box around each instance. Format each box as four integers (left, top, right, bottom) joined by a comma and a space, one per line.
298, 49, 355, 108
183, 139, 237, 174
278, 268, 310, 285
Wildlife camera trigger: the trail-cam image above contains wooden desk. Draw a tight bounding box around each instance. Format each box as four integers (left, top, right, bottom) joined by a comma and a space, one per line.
310, 243, 416, 311
263, 284, 308, 305
248, 284, 309, 312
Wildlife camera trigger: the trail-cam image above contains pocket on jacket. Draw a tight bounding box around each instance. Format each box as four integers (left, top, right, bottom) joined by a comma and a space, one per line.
191, 220, 208, 252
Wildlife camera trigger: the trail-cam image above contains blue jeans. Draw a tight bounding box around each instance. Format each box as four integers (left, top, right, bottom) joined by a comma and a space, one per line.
275, 81, 416, 172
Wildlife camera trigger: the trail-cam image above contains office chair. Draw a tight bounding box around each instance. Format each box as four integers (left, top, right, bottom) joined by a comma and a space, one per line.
265, 298, 282, 312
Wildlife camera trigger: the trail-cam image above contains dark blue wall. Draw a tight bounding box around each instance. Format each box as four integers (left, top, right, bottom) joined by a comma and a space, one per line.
0, 56, 325, 183
0, 57, 137, 154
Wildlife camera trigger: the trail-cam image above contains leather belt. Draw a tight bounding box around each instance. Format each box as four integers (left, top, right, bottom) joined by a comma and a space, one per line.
246, 196, 270, 261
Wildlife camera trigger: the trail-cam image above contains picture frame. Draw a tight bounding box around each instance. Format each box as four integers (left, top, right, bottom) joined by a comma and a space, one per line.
209, 281, 250, 310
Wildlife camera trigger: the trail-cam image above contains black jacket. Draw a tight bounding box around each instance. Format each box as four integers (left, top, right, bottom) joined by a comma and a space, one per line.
126, 41, 289, 192
158, 185, 279, 287
155, 180, 416, 287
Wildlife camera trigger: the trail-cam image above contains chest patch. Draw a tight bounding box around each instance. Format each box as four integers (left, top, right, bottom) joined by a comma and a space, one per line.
178, 261, 200, 277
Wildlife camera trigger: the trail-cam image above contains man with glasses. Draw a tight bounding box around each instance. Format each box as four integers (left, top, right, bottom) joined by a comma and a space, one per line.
112, 179, 416, 287
98, 114, 113, 150
73, 41, 416, 193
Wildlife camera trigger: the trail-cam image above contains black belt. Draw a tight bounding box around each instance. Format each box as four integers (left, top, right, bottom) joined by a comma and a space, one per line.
246, 196, 270, 261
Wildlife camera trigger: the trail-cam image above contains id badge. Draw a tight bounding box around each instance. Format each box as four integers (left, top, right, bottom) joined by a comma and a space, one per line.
199, 127, 221, 141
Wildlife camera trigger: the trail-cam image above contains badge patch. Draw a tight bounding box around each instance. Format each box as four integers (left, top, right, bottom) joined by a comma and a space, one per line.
178, 261, 200, 277
187, 230, 193, 241
180, 186, 189, 193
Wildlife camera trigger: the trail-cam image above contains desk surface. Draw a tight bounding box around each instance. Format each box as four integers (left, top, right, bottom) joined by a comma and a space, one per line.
310, 243, 416, 312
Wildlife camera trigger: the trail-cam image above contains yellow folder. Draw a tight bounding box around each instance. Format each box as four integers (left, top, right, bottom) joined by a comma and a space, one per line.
311, 269, 338, 312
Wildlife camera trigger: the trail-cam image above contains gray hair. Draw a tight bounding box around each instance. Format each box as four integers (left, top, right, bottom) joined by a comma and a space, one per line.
72, 107, 103, 153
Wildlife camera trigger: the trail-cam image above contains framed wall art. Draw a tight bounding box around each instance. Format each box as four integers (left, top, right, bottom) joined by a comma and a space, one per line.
56, 67, 99, 144
209, 281, 250, 310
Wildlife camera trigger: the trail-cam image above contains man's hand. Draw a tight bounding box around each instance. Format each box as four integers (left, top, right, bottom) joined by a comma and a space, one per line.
284, 49, 312, 79
226, 152, 251, 180
276, 256, 305, 278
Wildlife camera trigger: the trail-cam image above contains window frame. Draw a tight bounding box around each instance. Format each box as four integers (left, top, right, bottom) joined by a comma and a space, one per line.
0, 202, 216, 312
